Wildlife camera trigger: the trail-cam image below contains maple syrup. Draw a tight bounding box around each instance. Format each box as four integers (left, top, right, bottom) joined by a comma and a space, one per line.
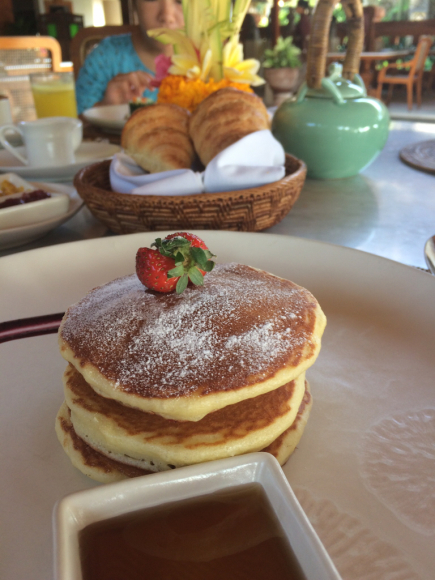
79, 483, 307, 580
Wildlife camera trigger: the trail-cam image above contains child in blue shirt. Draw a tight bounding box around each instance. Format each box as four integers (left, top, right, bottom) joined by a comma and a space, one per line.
76, 0, 184, 114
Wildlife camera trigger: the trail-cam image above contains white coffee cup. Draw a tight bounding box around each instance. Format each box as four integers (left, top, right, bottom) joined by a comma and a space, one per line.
0, 117, 82, 167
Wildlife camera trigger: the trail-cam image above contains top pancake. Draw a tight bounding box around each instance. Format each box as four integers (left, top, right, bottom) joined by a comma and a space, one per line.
59, 263, 326, 421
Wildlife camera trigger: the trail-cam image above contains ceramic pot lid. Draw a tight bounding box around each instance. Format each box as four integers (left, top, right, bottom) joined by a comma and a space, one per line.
305, 63, 367, 99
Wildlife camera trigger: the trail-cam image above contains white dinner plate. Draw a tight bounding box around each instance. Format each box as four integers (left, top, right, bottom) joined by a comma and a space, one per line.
0, 142, 120, 182
82, 103, 130, 133
0, 181, 83, 250
0, 232, 434, 580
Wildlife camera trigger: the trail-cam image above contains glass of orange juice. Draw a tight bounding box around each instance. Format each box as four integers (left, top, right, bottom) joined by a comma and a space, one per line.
29, 72, 78, 119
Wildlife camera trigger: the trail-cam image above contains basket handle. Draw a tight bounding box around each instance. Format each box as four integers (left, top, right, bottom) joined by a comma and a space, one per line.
306, 0, 364, 89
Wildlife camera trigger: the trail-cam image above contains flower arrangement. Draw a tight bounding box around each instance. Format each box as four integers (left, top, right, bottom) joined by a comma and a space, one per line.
148, 0, 265, 112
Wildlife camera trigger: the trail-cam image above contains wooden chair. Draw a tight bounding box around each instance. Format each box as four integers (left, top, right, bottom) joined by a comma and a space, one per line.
427, 59, 435, 93
0, 36, 64, 122
375, 36, 433, 109
70, 25, 138, 79
0, 36, 63, 72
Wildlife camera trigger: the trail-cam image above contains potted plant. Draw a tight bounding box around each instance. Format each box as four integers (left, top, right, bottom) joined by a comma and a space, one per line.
263, 36, 302, 105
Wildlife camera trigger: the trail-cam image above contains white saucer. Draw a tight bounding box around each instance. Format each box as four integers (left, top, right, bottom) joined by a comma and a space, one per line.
82, 104, 129, 133
0, 142, 121, 182
0, 181, 83, 250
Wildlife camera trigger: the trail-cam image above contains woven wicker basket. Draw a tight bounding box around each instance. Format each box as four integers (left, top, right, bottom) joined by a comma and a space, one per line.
73, 155, 306, 234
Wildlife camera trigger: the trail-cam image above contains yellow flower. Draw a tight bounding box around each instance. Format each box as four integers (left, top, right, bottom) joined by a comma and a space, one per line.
169, 49, 213, 81
169, 54, 199, 78
223, 35, 243, 68
223, 35, 265, 86
224, 59, 264, 86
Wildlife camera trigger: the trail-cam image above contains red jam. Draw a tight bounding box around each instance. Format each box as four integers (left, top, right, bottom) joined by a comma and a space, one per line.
0, 190, 51, 209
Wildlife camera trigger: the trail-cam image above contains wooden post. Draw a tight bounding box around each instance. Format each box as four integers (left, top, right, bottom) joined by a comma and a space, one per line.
120, 0, 134, 24
0, 0, 15, 27
272, 0, 280, 45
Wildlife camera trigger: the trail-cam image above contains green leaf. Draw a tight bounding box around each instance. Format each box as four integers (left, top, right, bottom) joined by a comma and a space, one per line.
190, 247, 208, 267
188, 267, 204, 286
208, 21, 223, 81
158, 248, 174, 259
201, 260, 215, 272
176, 274, 189, 294
231, 0, 251, 36
174, 252, 185, 264
162, 237, 190, 253
265, 36, 301, 69
167, 265, 185, 279
204, 249, 216, 260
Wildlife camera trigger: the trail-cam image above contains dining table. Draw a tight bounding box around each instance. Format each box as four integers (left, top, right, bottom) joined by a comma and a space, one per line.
1, 116, 435, 580
1, 118, 433, 270
326, 50, 413, 89
326, 49, 412, 62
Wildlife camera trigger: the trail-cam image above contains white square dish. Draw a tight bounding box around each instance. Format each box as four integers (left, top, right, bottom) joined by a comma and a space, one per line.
0, 172, 34, 193
54, 452, 342, 580
0, 173, 70, 230
0, 191, 70, 230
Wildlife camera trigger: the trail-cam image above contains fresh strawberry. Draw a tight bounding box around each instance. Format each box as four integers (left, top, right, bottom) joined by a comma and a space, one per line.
136, 248, 178, 293
136, 233, 215, 294
162, 232, 209, 275
164, 232, 209, 251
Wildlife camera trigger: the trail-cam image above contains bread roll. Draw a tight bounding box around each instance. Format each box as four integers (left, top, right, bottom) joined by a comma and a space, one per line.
189, 88, 270, 166
121, 104, 195, 173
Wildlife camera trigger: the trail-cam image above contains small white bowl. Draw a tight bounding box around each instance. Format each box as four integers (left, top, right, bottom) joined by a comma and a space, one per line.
0, 173, 70, 230
54, 452, 342, 580
0, 172, 34, 193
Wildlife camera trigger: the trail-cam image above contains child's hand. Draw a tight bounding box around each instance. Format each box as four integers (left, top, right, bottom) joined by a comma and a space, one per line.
102, 71, 154, 105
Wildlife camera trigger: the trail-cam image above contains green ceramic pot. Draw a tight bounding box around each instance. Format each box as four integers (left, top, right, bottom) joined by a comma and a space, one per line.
272, 64, 390, 179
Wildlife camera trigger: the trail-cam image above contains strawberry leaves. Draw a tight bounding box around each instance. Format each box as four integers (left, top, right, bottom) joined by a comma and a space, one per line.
190, 247, 215, 272
136, 233, 215, 294
153, 236, 215, 294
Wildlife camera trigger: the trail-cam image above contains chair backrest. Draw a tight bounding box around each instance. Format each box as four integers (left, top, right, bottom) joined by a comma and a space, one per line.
0, 36, 63, 122
70, 25, 138, 79
413, 35, 433, 74
0, 36, 63, 72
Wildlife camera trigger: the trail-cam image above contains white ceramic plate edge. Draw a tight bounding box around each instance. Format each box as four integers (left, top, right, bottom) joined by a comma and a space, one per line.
0, 143, 120, 181
82, 104, 129, 132
1, 232, 434, 580
0, 181, 83, 250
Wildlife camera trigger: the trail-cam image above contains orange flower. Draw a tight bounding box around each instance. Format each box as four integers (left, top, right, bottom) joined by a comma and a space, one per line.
157, 76, 253, 112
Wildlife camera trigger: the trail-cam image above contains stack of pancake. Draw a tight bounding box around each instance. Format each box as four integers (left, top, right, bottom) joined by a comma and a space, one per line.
56, 263, 326, 483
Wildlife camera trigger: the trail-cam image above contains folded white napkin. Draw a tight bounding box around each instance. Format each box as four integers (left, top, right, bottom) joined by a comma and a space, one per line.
110, 130, 286, 196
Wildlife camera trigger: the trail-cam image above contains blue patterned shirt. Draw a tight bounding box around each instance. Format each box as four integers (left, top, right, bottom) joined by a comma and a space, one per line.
75, 34, 157, 114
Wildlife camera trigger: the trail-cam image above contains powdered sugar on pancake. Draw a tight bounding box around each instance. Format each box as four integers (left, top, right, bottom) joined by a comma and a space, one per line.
60, 263, 319, 398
